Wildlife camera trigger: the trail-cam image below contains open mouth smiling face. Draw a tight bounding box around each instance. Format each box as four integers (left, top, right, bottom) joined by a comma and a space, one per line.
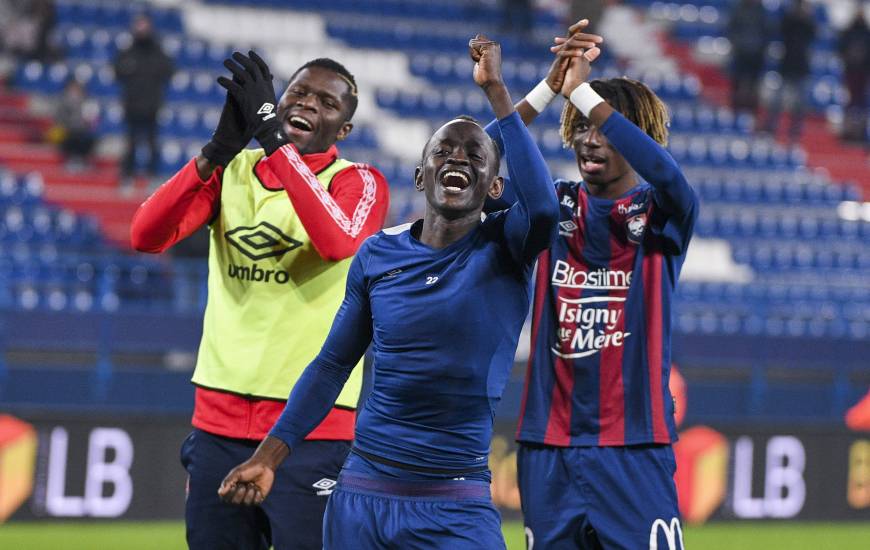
417, 119, 501, 216
439, 166, 473, 194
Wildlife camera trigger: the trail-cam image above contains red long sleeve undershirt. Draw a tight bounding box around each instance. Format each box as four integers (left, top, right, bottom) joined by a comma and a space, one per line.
130, 146, 389, 441
130, 145, 390, 260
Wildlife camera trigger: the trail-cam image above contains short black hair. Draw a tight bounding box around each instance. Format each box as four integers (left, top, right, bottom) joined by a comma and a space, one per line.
422, 114, 501, 165
289, 58, 358, 120
449, 114, 480, 124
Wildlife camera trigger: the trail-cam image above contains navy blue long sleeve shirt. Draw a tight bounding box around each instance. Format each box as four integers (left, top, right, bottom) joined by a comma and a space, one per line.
269, 112, 559, 471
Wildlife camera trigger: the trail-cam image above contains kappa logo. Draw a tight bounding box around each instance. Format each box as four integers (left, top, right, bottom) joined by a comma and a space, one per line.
312, 478, 336, 496
559, 220, 578, 237
225, 221, 302, 260
561, 195, 575, 209
626, 213, 647, 244
649, 517, 684, 550
257, 102, 276, 121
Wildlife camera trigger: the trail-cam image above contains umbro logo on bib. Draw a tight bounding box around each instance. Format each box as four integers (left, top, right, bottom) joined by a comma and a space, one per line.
225, 221, 302, 260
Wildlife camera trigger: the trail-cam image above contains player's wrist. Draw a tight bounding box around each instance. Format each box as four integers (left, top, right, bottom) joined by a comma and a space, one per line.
201, 137, 240, 167
568, 82, 604, 117
254, 120, 288, 157
525, 79, 558, 113
255, 435, 291, 470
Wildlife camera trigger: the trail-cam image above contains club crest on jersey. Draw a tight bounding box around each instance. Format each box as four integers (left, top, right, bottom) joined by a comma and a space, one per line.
561, 195, 575, 209
626, 213, 647, 244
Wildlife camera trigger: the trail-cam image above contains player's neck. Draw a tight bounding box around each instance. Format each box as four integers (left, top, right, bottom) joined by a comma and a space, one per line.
418, 210, 480, 249
586, 173, 636, 200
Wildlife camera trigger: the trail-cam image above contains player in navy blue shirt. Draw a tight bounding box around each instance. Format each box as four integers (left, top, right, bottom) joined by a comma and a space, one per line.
217, 35, 559, 548
487, 21, 698, 550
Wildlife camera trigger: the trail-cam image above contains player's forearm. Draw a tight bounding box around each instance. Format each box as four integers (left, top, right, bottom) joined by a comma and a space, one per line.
483, 96, 540, 156
130, 158, 219, 253
516, 99, 541, 126
258, 149, 387, 261
483, 82, 514, 120
195, 154, 220, 180
499, 111, 559, 258
599, 111, 697, 215
250, 435, 290, 470
268, 355, 356, 450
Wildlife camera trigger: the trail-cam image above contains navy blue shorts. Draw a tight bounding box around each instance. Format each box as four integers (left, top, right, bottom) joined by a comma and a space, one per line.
180, 428, 351, 550
323, 452, 505, 549
517, 443, 683, 550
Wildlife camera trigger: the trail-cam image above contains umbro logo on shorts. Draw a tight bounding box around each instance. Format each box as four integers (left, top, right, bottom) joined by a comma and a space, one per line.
225, 221, 302, 261
312, 478, 337, 496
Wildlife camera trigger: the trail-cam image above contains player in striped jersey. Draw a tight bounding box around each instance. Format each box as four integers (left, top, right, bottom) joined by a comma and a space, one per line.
487, 21, 699, 549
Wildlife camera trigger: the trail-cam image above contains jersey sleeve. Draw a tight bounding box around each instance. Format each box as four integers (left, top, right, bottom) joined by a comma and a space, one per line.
257, 145, 390, 261
268, 242, 374, 449
599, 111, 699, 253
490, 112, 560, 265
130, 157, 222, 253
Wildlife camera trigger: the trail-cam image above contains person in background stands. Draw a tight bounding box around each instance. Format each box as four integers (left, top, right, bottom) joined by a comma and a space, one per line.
762, 0, 816, 142
838, 9, 870, 145
114, 13, 174, 190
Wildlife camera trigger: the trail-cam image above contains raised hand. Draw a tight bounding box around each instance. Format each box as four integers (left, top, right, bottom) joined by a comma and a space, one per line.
468, 34, 514, 119
217, 50, 288, 156
218, 459, 275, 506
545, 19, 603, 94
552, 21, 603, 99
468, 34, 503, 90
201, 75, 253, 167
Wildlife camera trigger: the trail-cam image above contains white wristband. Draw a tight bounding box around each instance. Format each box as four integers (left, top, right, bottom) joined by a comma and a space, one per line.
569, 82, 605, 117
524, 79, 557, 113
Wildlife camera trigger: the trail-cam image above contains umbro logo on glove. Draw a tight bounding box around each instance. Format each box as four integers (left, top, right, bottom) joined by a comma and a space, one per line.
257, 103, 276, 121
218, 51, 287, 155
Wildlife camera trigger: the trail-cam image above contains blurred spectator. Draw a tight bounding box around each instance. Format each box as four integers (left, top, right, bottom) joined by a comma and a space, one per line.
51, 79, 98, 170
0, 0, 57, 62
727, 0, 770, 116
762, 0, 815, 142
838, 10, 870, 144
114, 14, 174, 189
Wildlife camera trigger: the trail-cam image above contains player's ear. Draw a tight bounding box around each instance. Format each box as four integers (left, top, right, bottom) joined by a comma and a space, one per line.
414, 166, 424, 192
336, 122, 353, 141
487, 175, 504, 200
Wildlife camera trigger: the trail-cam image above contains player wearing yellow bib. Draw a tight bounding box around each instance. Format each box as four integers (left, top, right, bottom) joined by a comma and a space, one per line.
130, 51, 389, 550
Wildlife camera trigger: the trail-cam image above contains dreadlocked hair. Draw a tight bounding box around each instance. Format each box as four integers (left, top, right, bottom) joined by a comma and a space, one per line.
559, 77, 669, 148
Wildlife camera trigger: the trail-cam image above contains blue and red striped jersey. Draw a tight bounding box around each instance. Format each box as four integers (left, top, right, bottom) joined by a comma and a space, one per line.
494, 112, 699, 447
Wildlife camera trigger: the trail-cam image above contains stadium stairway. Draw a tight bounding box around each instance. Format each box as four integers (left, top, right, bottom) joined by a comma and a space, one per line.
0, 86, 139, 246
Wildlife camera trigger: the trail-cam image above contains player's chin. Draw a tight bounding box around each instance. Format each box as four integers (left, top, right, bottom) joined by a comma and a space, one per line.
434, 195, 481, 216
579, 170, 605, 185
283, 127, 319, 153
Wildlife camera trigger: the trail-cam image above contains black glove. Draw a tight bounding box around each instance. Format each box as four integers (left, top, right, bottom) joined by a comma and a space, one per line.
217, 51, 288, 156
201, 79, 253, 166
